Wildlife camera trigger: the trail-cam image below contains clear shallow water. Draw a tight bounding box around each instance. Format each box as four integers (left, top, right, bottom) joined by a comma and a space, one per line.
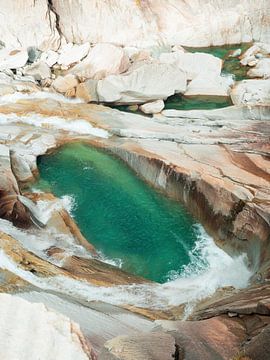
36, 143, 198, 283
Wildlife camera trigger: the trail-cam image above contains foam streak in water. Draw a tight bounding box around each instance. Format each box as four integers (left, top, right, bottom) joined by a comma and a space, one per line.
0, 112, 109, 138
0, 225, 252, 312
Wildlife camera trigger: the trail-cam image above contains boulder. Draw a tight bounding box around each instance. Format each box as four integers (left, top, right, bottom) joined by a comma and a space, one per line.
69, 43, 130, 81
76, 79, 99, 102
185, 73, 233, 97
140, 100, 165, 114
230, 79, 270, 105
97, 62, 187, 104
247, 58, 270, 79
159, 51, 222, 80
52, 74, 79, 94
0, 294, 94, 360
40, 50, 59, 67
0, 48, 28, 71
23, 61, 51, 81
57, 42, 90, 67
99, 332, 176, 360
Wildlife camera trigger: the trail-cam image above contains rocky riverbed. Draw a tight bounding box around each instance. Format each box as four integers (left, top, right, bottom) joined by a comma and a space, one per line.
0, 1, 269, 359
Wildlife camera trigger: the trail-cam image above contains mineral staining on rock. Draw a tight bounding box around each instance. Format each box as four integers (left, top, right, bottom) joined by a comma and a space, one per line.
0, 1, 269, 358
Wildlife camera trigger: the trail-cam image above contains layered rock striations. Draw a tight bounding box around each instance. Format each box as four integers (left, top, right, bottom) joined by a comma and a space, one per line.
1, 0, 269, 49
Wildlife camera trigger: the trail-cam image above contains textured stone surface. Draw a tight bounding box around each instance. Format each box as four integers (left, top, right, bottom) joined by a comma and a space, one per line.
97, 62, 187, 104
70, 43, 130, 81
0, 293, 93, 360
23, 61, 51, 81
185, 73, 232, 96
157, 316, 246, 360
58, 42, 90, 67
230, 79, 270, 105
0, 48, 28, 71
140, 100, 164, 114
159, 51, 222, 80
99, 332, 176, 360
0, 0, 60, 50
76, 79, 99, 102
52, 74, 79, 93
52, 0, 270, 47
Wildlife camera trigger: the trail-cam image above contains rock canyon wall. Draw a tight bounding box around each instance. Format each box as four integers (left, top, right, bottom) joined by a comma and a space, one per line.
0, 0, 269, 50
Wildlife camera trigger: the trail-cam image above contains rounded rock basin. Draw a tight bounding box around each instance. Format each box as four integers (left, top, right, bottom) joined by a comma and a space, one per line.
36, 143, 200, 283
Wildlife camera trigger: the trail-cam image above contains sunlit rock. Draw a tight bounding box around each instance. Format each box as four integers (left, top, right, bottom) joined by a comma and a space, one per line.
0, 48, 28, 71
57, 42, 90, 67
247, 58, 270, 79
0, 1, 60, 50
185, 73, 233, 96
140, 100, 165, 114
76, 79, 99, 102
159, 52, 222, 80
97, 62, 187, 104
230, 79, 270, 105
69, 43, 130, 81
0, 294, 94, 360
23, 61, 51, 81
52, 74, 79, 94
40, 50, 59, 67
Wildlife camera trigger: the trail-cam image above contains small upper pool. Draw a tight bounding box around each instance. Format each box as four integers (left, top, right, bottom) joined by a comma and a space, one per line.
36, 143, 198, 283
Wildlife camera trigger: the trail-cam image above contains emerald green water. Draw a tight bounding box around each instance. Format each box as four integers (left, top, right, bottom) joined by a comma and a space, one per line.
36, 143, 197, 283
114, 43, 249, 114
185, 42, 251, 81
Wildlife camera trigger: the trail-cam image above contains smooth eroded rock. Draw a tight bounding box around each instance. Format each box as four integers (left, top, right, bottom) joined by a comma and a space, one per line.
159, 51, 222, 80
70, 43, 130, 81
58, 42, 90, 67
0, 293, 94, 360
23, 61, 51, 81
140, 100, 165, 114
52, 74, 79, 93
0, 48, 28, 71
97, 62, 187, 104
99, 332, 176, 360
76, 79, 99, 102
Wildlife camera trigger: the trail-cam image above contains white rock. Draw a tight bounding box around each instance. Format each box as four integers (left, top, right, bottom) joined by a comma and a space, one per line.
230, 79, 270, 105
69, 43, 130, 80
184, 73, 233, 97
0, 294, 92, 360
0, 48, 28, 71
97, 62, 187, 104
51, 0, 270, 47
159, 52, 222, 80
40, 50, 59, 67
248, 58, 270, 79
58, 42, 90, 67
23, 61, 51, 81
52, 74, 79, 93
76, 79, 99, 102
140, 100, 165, 114
0, 1, 60, 50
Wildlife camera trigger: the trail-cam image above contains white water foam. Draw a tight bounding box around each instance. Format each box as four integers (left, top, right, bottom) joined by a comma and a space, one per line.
0, 112, 109, 137
0, 112, 109, 138
0, 224, 253, 313
0, 91, 83, 105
